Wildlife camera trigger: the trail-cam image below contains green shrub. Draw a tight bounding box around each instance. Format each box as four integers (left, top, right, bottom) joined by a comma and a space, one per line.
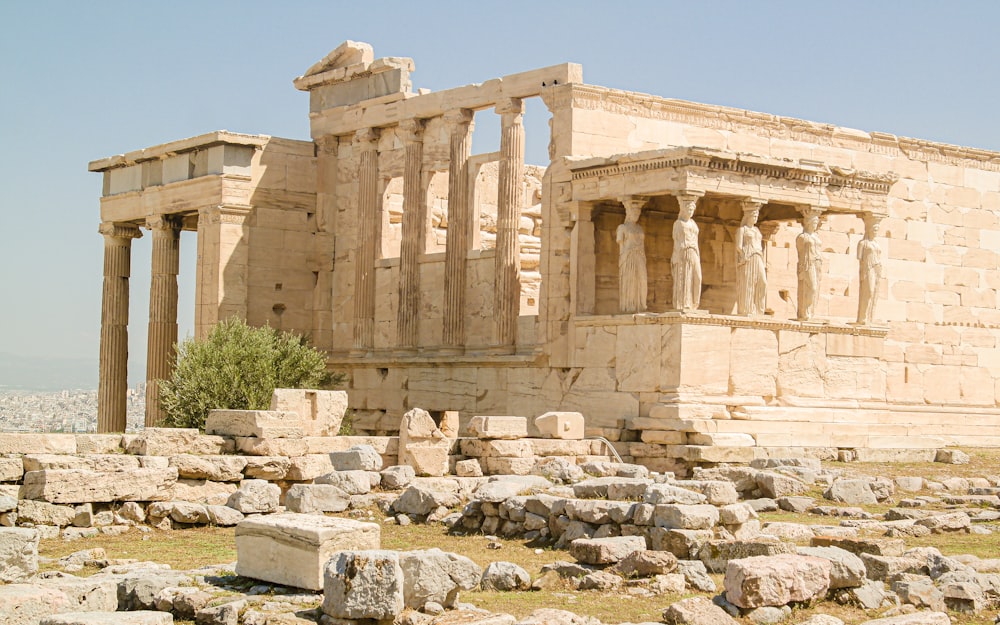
159, 317, 336, 430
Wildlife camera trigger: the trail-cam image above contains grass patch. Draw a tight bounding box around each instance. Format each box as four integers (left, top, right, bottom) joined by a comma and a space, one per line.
38, 526, 237, 572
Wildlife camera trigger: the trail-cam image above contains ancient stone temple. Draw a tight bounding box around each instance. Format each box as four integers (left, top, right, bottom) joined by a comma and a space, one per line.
90, 41, 1000, 461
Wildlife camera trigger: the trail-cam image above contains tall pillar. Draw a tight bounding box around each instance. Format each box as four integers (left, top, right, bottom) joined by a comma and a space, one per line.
570, 203, 596, 315
313, 135, 340, 351
442, 109, 474, 351
353, 128, 379, 352
97, 221, 142, 433
145, 215, 181, 426
493, 97, 525, 350
396, 119, 425, 350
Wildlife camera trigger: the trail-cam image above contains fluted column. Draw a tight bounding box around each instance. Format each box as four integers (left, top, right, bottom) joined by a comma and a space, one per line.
397, 119, 425, 350
97, 222, 142, 433
353, 128, 379, 352
493, 97, 525, 350
442, 109, 474, 351
145, 215, 181, 426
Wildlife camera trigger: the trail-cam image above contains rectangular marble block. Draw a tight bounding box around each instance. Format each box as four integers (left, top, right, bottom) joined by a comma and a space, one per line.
235, 513, 380, 590
468, 416, 528, 440
21, 468, 178, 504
205, 410, 304, 439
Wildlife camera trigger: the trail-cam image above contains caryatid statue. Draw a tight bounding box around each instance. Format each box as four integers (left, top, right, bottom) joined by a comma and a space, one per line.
735, 200, 767, 315
856, 214, 883, 325
617, 196, 648, 313
671, 194, 702, 310
795, 208, 823, 321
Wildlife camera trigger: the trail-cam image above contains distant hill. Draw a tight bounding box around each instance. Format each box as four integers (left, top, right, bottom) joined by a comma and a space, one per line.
0, 352, 98, 391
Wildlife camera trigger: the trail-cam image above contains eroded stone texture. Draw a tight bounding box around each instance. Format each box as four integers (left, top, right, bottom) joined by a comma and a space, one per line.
22, 469, 178, 504
724, 554, 832, 608
322, 550, 404, 620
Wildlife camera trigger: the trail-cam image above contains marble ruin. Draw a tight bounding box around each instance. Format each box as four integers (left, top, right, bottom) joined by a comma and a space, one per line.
89, 40, 1000, 461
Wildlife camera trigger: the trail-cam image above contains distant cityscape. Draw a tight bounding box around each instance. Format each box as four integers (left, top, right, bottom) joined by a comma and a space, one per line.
0, 385, 146, 433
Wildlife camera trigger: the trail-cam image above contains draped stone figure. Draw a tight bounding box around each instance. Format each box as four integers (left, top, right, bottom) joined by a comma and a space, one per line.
671, 195, 702, 310
617, 199, 647, 313
795, 210, 823, 320
856, 215, 883, 325
735, 203, 766, 315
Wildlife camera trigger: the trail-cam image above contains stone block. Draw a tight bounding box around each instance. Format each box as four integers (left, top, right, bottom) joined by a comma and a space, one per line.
330, 445, 384, 471
0, 528, 38, 582
398, 408, 451, 477
74, 435, 124, 455
654, 504, 720, 530
39, 613, 172, 625
0, 584, 72, 625
570, 536, 646, 564
170, 479, 237, 505
23, 454, 140, 473
243, 456, 291, 480
397, 548, 482, 610
234, 513, 380, 591
0, 433, 76, 455
322, 550, 404, 620
724, 554, 832, 608
284, 484, 350, 514
0, 457, 22, 482
699, 538, 796, 573
204, 410, 304, 438
468, 416, 528, 439
226, 479, 280, 514
21, 469, 178, 504
662, 596, 738, 625
534, 411, 585, 440
286, 454, 335, 481
235, 437, 308, 457
127, 428, 226, 456
269, 388, 348, 437
169, 455, 247, 482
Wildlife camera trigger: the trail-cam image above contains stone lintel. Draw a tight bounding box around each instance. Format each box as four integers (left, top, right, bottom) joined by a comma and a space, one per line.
88, 131, 272, 172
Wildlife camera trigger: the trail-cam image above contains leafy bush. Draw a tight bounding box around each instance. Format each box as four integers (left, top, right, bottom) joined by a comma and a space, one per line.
159, 317, 335, 430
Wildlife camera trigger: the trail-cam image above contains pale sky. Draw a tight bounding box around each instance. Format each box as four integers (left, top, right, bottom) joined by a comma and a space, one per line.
1, 1, 998, 388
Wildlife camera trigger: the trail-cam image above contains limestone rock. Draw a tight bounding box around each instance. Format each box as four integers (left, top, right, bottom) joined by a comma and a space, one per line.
204, 410, 304, 438
824, 479, 878, 505
398, 548, 482, 609
662, 596, 738, 625
468, 416, 527, 439
226, 479, 280, 514
457, 459, 485, 477
21, 468, 178, 504
476, 476, 549, 502
170, 479, 237, 505
570, 536, 646, 565
398, 407, 451, 477
797, 545, 866, 589
314, 469, 374, 495
481, 561, 531, 591
284, 484, 350, 514
168, 454, 247, 482
18, 500, 76, 526
724, 554, 832, 608
654, 504, 720, 530
699, 538, 796, 573
534, 411, 585, 440
645, 484, 707, 505
394, 483, 460, 516
856, 613, 950, 625
205, 505, 244, 526
243, 456, 291, 480
128, 428, 226, 456
0, 528, 38, 582
381, 465, 416, 489
235, 513, 380, 591
286, 454, 334, 481
322, 550, 404, 620
329, 445, 383, 471
269, 388, 348, 436
39, 612, 172, 624
612, 549, 678, 577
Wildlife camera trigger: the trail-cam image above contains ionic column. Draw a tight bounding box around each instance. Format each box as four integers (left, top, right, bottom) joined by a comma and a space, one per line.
397, 119, 425, 350
97, 222, 142, 433
145, 215, 181, 427
442, 110, 474, 351
353, 128, 379, 352
493, 97, 525, 350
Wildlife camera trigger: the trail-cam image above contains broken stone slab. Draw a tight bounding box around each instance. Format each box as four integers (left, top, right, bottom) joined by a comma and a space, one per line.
286, 454, 335, 481
534, 411, 585, 440
168, 454, 248, 482
226, 479, 279, 514
915, 511, 971, 533
573, 476, 648, 499
480, 561, 532, 591
570, 535, 646, 565
662, 595, 738, 625
0, 457, 23, 482
242, 456, 291, 480
126, 428, 227, 456
398, 548, 481, 610
18, 500, 76, 526
235, 513, 380, 591
654, 504, 720, 530
21, 468, 178, 504
39, 612, 173, 625
269, 388, 348, 437
322, 550, 404, 620
235, 436, 308, 457
314, 469, 376, 495
0, 528, 38, 582
169, 479, 236, 505
0, 433, 77, 455
393, 483, 461, 516
612, 549, 678, 577
284, 484, 350, 514
644, 483, 707, 505
810, 536, 906, 557
35, 576, 118, 612
204, 410, 304, 438
22, 454, 141, 472
824, 478, 878, 505
380, 465, 416, 489
329, 445, 383, 472
797, 545, 867, 589
476, 475, 551, 502
0, 583, 73, 625
699, 538, 796, 573
398, 408, 451, 477
724, 554, 832, 608
468, 416, 528, 440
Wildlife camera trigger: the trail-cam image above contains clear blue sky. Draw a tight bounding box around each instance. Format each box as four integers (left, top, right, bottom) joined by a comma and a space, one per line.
1, 1, 998, 388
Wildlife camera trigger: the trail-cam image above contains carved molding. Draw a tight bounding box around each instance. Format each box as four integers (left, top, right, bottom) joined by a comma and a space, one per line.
98, 222, 143, 240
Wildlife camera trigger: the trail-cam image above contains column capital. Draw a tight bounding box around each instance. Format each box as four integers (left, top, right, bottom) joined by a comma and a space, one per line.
145, 214, 181, 231
619, 195, 650, 212
495, 97, 524, 119
316, 135, 340, 156
759, 221, 781, 240
353, 127, 379, 149
397, 118, 424, 144
99, 222, 142, 240
796, 206, 824, 219
443, 108, 474, 129
739, 198, 766, 213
